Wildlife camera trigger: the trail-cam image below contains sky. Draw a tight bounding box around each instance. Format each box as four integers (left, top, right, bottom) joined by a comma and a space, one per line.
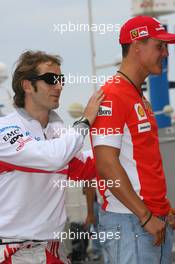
0, 0, 175, 123
0, 0, 131, 120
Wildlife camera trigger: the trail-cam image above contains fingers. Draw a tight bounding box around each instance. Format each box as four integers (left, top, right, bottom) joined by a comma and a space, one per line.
167, 208, 175, 229
89, 89, 105, 103
153, 227, 166, 246
84, 221, 89, 230
83, 89, 105, 126
92, 88, 104, 97
170, 208, 175, 214
162, 229, 166, 244
143, 215, 166, 247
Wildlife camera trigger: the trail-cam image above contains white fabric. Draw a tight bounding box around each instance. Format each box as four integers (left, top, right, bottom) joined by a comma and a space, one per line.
0, 109, 85, 240
93, 124, 142, 214
92, 134, 122, 149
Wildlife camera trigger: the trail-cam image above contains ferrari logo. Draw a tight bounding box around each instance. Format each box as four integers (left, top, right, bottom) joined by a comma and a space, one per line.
134, 103, 147, 121
138, 105, 145, 117
130, 26, 149, 40
131, 29, 139, 39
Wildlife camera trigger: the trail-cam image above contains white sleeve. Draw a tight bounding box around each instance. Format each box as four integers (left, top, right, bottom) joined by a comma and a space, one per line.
92, 134, 122, 149
74, 149, 93, 162
0, 126, 84, 171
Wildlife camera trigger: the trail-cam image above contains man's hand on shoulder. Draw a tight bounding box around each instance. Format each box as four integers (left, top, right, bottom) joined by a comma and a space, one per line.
83, 89, 104, 126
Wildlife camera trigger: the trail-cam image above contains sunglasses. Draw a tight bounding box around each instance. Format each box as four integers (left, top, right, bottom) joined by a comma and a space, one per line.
28, 73, 65, 86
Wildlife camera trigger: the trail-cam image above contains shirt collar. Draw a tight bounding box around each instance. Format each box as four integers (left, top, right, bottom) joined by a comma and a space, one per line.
16, 107, 63, 123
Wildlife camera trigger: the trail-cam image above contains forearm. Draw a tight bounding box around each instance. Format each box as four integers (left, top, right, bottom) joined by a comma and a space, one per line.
85, 186, 96, 215
98, 161, 150, 222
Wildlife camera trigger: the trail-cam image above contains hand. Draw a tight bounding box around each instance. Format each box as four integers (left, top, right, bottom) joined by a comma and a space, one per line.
141, 215, 166, 246
84, 214, 96, 229
167, 208, 175, 229
83, 89, 104, 126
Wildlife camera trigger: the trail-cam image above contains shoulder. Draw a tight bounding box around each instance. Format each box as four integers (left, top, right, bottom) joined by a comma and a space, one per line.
0, 111, 24, 139
0, 111, 19, 126
102, 76, 132, 101
49, 110, 64, 124
100, 77, 133, 112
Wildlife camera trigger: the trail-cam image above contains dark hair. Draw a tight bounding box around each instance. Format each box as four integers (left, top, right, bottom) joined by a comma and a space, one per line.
121, 44, 131, 58
12, 50, 62, 107
121, 39, 149, 58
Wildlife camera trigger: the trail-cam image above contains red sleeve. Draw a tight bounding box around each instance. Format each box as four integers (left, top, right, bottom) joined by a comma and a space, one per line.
68, 157, 96, 181
91, 92, 127, 136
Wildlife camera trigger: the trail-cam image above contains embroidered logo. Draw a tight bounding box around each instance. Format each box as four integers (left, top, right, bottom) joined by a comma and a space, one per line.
130, 26, 149, 40
130, 29, 139, 39
134, 103, 147, 121
152, 18, 165, 31
138, 122, 151, 133
142, 97, 154, 116
98, 101, 112, 116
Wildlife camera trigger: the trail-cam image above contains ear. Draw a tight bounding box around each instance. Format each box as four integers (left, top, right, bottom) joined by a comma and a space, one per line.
132, 40, 140, 54
21, 80, 33, 94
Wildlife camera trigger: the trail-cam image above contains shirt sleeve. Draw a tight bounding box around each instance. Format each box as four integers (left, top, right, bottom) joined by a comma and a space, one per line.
0, 125, 84, 172
68, 150, 96, 181
91, 92, 127, 149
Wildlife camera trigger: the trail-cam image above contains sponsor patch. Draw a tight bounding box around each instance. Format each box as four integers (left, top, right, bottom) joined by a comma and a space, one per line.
16, 137, 32, 152
138, 122, 151, 133
142, 97, 154, 115
0, 125, 20, 134
25, 131, 41, 141
134, 103, 147, 121
152, 18, 165, 31
2, 128, 24, 144
98, 101, 112, 116
130, 26, 148, 40
155, 25, 165, 31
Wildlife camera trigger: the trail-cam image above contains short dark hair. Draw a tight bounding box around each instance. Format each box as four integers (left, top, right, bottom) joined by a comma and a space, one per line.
121, 39, 150, 58
12, 50, 62, 107
121, 44, 131, 58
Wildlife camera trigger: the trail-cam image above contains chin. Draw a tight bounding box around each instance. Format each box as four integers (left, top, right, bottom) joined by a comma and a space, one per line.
52, 102, 59, 109
48, 102, 59, 110
150, 67, 162, 75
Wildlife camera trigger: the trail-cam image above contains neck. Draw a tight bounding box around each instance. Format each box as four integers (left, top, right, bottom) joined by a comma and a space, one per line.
118, 60, 148, 89
24, 102, 49, 128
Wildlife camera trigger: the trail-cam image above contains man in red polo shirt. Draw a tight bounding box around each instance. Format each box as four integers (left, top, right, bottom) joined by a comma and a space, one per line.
91, 16, 175, 264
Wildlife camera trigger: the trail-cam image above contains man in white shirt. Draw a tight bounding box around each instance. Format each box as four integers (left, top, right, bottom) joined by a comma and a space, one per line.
0, 50, 103, 263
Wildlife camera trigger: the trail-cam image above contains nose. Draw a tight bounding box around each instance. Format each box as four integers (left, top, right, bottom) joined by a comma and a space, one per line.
54, 82, 63, 91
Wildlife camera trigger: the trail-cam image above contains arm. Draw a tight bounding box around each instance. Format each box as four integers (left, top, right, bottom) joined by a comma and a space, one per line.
68, 152, 96, 181
0, 89, 104, 173
84, 185, 96, 228
0, 127, 85, 172
94, 145, 166, 246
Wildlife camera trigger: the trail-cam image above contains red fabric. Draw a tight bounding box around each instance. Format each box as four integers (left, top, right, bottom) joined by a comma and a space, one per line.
1, 259, 12, 264
0, 243, 65, 264
0, 155, 96, 183
120, 16, 175, 44
0, 244, 20, 264
45, 250, 64, 264
68, 157, 96, 181
0, 160, 67, 175
90, 77, 170, 216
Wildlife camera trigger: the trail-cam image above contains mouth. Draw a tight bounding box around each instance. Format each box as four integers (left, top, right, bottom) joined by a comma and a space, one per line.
157, 60, 163, 69
159, 58, 164, 65
50, 95, 60, 98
